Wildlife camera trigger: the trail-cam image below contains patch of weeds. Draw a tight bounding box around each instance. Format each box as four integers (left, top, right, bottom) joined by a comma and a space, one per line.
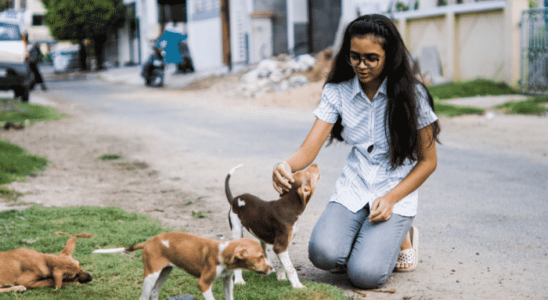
434, 101, 485, 117
0, 186, 24, 202
185, 199, 194, 205
495, 96, 548, 115
115, 161, 149, 171
191, 211, 210, 218
98, 154, 121, 161
0, 140, 48, 184
429, 79, 518, 100
0, 98, 67, 125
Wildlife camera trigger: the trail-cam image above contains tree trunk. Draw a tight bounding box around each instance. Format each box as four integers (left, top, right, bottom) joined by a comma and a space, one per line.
93, 35, 107, 70
78, 40, 88, 71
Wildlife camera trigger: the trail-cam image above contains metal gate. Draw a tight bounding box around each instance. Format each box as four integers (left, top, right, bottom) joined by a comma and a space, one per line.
520, 8, 548, 95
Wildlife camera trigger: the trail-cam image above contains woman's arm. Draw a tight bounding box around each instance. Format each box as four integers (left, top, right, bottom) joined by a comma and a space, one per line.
272, 118, 334, 194
369, 124, 438, 222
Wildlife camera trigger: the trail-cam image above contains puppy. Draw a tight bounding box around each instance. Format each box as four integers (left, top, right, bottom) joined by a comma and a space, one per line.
0, 236, 92, 293
93, 232, 273, 300
225, 163, 320, 289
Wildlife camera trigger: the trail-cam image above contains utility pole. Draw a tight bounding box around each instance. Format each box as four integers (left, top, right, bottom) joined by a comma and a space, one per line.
220, 0, 232, 70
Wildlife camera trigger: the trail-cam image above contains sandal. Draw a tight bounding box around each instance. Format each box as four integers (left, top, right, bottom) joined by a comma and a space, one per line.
395, 226, 419, 272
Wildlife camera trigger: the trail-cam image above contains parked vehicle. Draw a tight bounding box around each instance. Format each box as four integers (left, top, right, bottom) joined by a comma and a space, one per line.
141, 46, 165, 87
53, 44, 80, 73
176, 40, 194, 74
0, 21, 34, 102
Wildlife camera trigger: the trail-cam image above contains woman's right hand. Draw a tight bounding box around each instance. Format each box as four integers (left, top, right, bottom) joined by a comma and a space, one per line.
273, 161, 294, 194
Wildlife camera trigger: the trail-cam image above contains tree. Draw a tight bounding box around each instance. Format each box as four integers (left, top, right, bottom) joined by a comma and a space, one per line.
41, 0, 125, 70
0, 0, 9, 12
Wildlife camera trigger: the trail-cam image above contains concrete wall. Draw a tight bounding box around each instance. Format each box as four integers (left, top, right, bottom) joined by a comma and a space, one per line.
394, 0, 528, 86
254, 0, 287, 56
187, 0, 223, 70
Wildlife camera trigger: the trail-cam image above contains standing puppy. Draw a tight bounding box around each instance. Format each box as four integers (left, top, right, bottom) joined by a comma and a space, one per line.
0, 236, 92, 293
93, 232, 272, 300
225, 163, 320, 289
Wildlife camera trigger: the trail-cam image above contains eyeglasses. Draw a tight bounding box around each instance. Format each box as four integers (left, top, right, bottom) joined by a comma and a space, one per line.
347, 54, 382, 69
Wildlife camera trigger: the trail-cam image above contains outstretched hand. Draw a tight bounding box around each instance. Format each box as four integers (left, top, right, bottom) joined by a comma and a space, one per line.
272, 161, 294, 194
369, 197, 393, 223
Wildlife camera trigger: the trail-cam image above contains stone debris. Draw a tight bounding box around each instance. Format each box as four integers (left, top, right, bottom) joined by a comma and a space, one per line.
231, 49, 333, 98
185, 48, 333, 98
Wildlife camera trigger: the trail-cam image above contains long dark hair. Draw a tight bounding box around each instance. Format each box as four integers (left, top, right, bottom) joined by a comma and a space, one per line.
325, 14, 440, 169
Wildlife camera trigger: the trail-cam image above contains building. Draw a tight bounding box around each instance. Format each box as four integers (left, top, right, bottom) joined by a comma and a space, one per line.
113, 0, 341, 72
1, 0, 53, 43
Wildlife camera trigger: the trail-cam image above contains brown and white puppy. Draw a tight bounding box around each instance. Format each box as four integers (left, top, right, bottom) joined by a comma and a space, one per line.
225, 163, 320, 289
93, 232, 273, 300
0, 236, 92, 293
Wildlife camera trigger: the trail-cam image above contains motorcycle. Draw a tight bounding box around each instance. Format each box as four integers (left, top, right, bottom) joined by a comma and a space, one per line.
141, 48, 165, 87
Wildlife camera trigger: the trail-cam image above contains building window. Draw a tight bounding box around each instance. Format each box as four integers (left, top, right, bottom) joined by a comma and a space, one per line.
194, 0, 219, 14
20, 0, 26, 9
159, 3, 187, 23
7, 0, 15, 9
33, 14, 46, 26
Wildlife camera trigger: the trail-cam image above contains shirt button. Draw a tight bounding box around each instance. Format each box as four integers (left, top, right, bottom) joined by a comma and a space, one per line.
367, 145, 374, 153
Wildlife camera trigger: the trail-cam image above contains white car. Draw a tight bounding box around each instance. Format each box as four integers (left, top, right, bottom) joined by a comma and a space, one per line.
0, 22, 34, 102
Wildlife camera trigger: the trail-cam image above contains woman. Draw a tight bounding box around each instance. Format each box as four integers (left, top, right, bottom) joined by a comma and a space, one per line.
272, 14, 440, 289
23, 34, 47, 91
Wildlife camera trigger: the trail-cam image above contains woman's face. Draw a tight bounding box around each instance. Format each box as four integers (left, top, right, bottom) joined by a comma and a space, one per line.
349, 35, 386, 86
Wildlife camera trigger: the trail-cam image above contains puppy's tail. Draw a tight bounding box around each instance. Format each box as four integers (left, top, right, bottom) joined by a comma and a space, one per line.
92, 242, 146, 254
225, 164, 243, 204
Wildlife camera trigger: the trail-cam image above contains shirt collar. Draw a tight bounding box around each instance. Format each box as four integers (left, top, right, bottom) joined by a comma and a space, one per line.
351, 75, 388, 100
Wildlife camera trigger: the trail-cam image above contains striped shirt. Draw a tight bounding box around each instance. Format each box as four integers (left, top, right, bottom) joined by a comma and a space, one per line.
313, 76, 438, 216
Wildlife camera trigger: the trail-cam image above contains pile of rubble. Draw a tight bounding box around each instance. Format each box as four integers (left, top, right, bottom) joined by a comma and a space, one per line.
233, 49, 333, 98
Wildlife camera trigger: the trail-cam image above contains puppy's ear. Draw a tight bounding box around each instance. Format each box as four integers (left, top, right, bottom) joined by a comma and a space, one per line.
297, 184, 311, 205
229, 245, 248, 265
60, 237, 77, 257
235, 246, 248, 260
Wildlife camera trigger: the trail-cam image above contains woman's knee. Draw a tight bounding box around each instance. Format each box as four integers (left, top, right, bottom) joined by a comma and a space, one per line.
308, 239, 339, 270
347, 262, 390, 289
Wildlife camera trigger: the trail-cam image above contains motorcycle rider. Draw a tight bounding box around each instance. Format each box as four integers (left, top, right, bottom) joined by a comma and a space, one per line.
141, 44, 165, 87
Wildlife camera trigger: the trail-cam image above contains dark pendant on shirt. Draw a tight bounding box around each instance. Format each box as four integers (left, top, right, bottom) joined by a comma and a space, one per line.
367, 145, 374, 153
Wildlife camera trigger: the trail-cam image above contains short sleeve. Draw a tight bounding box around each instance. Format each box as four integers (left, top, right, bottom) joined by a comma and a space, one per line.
313, 83, 340, 124
415, 84, 438, 129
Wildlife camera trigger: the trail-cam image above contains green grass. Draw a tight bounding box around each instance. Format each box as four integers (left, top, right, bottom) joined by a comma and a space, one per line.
0, 206, 347, 300
98, 154, 121, 161
495, 96, 548, 115
0, 98, 66, 126
433, 101, 485, 117
0, 98, 67, 202
428, 79, 518, 100
0, 140, 48, 185
0, 98, 65, 196
0, 186, 24, 202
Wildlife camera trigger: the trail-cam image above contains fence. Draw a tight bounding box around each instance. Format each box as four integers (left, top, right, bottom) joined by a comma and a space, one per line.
520, 8, 548, 94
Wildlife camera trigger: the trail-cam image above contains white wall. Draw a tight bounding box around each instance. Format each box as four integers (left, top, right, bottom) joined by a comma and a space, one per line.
187, 0, 224, 71
188, 17, 223, 70
293, 0, 308, 22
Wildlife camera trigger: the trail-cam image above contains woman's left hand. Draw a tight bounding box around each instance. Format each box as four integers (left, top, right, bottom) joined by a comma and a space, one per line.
369, 197, 393, 223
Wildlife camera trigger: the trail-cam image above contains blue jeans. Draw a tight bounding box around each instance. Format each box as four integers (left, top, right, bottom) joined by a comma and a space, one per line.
308, 202, 413, 289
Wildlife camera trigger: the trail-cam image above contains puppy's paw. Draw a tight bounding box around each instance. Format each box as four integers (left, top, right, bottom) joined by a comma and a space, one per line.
233, 278, 246, 285
16, 286, 27, 293
276, 270, 287, 281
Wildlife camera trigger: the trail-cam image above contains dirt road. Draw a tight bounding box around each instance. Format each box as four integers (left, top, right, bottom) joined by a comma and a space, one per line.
1, 79, 547, 299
